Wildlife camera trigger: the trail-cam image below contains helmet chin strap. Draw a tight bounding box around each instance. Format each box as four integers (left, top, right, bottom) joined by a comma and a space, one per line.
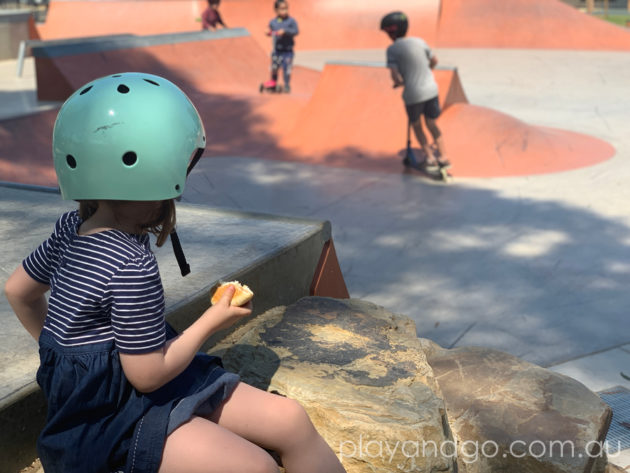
171, 147, 205, 277
171, 230, 191, 276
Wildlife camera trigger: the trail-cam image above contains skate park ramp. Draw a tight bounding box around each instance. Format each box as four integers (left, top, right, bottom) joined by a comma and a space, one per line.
0, 35, 616, 185
278, 63, 615, 177
217, 0, 439, 51
29, 28, 319, 100
0, 4, 618, 185
222, 0, 630, 51
34, 0, 630, 50
35, 0, 439, 49
437, 0, 630, 50
35, 0, 201, 40
0, 29, 322, 188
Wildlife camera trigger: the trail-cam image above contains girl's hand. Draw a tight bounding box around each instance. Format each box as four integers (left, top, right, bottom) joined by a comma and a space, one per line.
204, 285, 252, 332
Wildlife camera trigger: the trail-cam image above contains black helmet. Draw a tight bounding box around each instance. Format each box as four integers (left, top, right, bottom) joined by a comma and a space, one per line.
380, 11, 408, 39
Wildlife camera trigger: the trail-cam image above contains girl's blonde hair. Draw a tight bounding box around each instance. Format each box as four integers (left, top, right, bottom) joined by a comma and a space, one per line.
79, 200, 176, 247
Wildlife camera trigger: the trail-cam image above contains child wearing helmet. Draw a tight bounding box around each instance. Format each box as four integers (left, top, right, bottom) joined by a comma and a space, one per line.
381, 11, 450, 172
265, 0, 299, 93
4, 73, 345, 473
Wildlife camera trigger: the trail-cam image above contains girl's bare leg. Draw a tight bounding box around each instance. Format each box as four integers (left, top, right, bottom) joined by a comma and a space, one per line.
209, 382, 346, 473
159, 416, 279, 473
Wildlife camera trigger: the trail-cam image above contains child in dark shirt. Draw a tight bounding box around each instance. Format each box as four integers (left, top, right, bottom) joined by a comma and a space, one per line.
201, 0, 226, 31
265, 0, 299, 93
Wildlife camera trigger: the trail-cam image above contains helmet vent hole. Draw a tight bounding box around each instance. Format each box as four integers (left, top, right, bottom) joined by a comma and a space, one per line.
112, 74, 121, 77
117, 84, 130, 94
202, 136, 206, 143
144, 79, 160, 86
122, 151, 137, 166
175, 184, 181, 192
66, 154, 77, 169
79, 86, 92, 95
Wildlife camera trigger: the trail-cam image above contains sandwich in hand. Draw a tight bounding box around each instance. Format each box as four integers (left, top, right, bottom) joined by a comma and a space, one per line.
210, 281, 254, 306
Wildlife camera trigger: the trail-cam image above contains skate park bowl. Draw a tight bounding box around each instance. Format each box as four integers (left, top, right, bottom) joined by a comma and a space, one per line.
0, 27, 616, 185
33, 0, 630, 51
0, 0, 625, 185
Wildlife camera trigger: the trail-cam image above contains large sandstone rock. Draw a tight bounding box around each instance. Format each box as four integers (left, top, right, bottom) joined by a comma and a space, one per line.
422, 340, 612, 473
210, 297, 613, 473
211, 297, 456, 473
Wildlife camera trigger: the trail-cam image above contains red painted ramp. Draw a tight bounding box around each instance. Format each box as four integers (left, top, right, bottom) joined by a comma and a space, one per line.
36, 0, 439, 49
439, 104, 616, 177
277, 64, 614, 176
279, 64, 467, 171
437, 0, 630, 50
217, 0, 439, 51
36, 1, 201, 39
1, 32, 320, 189
0, 110, 58, 188
36, 0, 630, 51
34, 33, 319, 101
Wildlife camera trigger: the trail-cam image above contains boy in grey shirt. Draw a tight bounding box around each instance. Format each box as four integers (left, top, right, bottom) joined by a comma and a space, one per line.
382, 11, 449, 171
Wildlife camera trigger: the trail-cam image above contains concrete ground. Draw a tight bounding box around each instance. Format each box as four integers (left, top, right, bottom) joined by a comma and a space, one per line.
3, 45, 630, 470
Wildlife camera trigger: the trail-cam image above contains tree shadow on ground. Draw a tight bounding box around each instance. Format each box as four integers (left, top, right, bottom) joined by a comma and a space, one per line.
184, 156, 630, 367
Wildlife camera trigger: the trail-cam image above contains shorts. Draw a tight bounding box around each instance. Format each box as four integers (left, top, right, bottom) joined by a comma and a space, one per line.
405, 96, 441, 123
271, 51, 294, 73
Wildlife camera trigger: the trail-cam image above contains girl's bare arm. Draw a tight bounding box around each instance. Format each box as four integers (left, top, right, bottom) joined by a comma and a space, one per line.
119, 286, 252, 393
4, 265, 49, 340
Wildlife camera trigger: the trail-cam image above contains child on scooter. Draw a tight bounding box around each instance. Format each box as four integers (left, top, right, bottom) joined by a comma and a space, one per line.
381, 11, 450, 172
264, 0, 299, 93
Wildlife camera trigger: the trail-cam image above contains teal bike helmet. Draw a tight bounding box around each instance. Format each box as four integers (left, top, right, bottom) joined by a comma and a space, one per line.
53, 72, 206, 201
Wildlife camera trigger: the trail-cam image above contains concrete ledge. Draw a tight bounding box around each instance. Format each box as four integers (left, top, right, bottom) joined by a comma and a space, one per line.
28, 27, 249, 59
0, 185, 336, 472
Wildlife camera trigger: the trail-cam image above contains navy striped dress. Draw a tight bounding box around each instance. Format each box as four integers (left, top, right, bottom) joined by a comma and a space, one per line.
24, 211, 239, 473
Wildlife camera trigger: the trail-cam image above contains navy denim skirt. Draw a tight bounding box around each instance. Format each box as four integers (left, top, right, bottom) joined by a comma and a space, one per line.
36, 326, 239, 473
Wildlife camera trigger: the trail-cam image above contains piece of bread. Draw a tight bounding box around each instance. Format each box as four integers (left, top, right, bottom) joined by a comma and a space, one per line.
210, 281, 254, 306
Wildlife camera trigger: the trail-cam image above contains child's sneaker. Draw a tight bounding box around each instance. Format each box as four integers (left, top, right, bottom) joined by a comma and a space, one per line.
284, 85, 291, 93
422, 159, 440, 172
437, 158, 451, 169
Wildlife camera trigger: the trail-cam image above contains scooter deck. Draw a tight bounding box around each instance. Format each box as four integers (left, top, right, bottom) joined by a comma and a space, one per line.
259, 82, 284, 94
403, 151, 452, 182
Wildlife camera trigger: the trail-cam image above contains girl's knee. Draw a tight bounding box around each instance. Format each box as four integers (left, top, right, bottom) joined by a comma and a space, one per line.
251, 451, 281, 473
277, 398, 316, 440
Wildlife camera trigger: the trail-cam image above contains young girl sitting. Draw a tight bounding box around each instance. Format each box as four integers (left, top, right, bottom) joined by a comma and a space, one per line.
4, 72, 345, 473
